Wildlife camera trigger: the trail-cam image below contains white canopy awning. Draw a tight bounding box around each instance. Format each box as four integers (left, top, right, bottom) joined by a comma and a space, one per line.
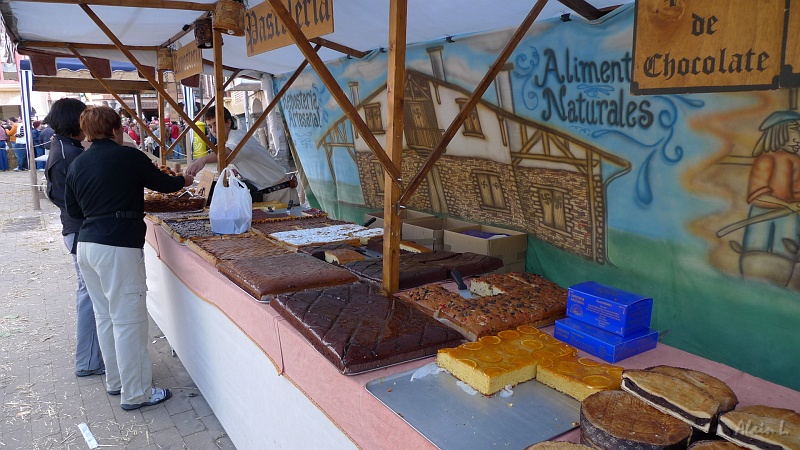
2, 0, 627, 77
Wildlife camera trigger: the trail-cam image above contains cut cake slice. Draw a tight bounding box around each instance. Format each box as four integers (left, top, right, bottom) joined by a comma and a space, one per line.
535, 353, 623, 401
717, 405, 800, 450
621, 369, 721, 433
437, 326, 575, 395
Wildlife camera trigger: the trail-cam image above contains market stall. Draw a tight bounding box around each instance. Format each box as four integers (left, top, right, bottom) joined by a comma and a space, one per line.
142, 217, 800, 449
4, 0, 800, 449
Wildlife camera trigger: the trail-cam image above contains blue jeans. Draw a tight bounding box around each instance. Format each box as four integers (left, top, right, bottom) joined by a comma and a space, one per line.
13, 143, 27, 170
35, 146, 45, 170
0, 143, 8, 170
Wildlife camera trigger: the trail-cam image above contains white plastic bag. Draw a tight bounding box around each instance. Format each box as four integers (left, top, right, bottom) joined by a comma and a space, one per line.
209, 167, 252, 234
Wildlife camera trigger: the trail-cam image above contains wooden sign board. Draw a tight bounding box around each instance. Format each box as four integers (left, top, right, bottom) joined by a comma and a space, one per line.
196, 170, 215, 206
782, 0, 800, 87
244, 0, 334, 56
174, 45, 203, 81
632, 0, 786, 94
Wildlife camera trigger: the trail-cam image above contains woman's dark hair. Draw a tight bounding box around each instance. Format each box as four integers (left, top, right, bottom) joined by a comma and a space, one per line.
204, 105, 237, 130
80, 106, 122, 142
47, 98, 87, 137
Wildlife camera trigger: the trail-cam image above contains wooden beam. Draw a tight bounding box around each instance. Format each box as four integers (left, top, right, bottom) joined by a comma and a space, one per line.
158, 69, 167, 164
381, 0, 408, 294
398, 0, 549, 206
266, 0, 402, 186
68, 45, 160, 146
12, 0, 214, 11
162, 12, 210, 48
79, 4, 217, 153
20, 41, 158, 51
557, 0, 605, 21
213, 29, 227, 171
31, 76, 153, 93
309, 37, 369, 59
227, 45, 320, 164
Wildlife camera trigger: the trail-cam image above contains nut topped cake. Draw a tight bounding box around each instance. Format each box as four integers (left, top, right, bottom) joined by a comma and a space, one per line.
271, 282, 464, 374
398, 272, 567, 340
161, 218, 214, 242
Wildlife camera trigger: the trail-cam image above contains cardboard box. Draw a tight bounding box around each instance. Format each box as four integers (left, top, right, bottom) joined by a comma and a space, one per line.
443, 225, 527, 272
554, 317, 658, 363
363, 209, 434, 229
567, 281, 653, 336
400, 217, 474, 250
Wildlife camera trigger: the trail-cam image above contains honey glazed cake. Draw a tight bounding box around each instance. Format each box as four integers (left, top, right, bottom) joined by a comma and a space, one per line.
436, 326, 576, 395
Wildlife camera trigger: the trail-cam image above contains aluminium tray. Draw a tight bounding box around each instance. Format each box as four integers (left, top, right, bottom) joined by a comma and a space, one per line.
366, 364, 579, 449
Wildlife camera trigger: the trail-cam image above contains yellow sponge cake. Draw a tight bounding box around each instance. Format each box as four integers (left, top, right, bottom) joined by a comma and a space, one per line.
535, 354, 623, 401
437, 326, 575, 395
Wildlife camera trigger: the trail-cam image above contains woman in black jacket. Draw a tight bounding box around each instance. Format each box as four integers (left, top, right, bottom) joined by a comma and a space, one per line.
65, 106, 194, 410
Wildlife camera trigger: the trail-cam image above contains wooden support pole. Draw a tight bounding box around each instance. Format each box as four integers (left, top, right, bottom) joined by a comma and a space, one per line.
213, 29, 227, 172
266, 0, 402, 186
68, 45, 159, 145
227, 45, 320, 165
79, 4, 217, 153
398, 0, 549, 206
158, 69, 167, 165
381, 0, 408, 294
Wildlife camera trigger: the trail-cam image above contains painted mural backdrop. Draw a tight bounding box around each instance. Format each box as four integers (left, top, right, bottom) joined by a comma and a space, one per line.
275, 4, 800, 390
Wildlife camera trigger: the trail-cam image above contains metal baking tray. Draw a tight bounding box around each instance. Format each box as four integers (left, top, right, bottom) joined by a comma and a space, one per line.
366, 365, 579, 449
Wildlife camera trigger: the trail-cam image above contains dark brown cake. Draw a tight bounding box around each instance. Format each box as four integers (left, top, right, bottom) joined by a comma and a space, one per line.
298, 242, 364, 258
581, 390, 693, 450
186, 234, 290, 265
271, 282, 464, 374
344, 254, 450, 290
344, 250, 503, 290
162, 218, 214, 242
217, 253, 359, 300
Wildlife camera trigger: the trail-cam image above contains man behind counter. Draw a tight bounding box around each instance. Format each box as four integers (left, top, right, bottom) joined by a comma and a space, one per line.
185, 106, 298, 204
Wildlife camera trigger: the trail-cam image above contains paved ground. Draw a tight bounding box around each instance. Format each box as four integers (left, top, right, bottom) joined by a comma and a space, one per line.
0, 170, 235, 449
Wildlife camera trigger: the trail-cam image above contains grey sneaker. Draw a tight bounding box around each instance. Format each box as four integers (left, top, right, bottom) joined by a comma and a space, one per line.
75, 367, 106, 377
120, 387, 172, 411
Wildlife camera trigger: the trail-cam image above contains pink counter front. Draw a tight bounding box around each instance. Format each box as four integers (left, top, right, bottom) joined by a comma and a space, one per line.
143, 220, 800, 450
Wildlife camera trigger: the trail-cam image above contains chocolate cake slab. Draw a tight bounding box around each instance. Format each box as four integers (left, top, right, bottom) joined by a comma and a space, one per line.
186, 234, 290, 266
217, 253, 359, 301
272, 282, 464, 374
344, 255, 450, 290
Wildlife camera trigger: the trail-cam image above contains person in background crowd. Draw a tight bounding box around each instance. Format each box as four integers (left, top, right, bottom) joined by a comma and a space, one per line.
170, 120, 181, 159
40, 121, 55, 152
186, 106, 298, 204
127, 124, 140, 146
32, 120, 45, 171
9, 117, 28, 172
192, 121, 208, 160
44, 98, 105, 380
65, 106, 193, 410
0, 121, 8, 171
